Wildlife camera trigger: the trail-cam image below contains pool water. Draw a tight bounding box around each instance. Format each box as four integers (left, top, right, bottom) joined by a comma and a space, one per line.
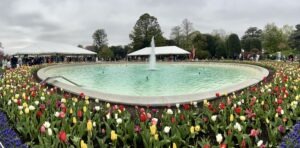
46, 63, 259, 96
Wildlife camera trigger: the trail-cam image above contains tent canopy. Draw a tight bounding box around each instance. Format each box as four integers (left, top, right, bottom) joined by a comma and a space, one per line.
127, 46, 190, 56
3, 42, 96, 56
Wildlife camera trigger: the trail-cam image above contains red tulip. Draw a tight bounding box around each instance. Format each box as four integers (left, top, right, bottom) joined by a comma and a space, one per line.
219, 102, 225, 110
119, 105, 125, 111
180, 114, 185, 121
220, 143, 227, 148
140, 113, 147, 122
58, 131, 67, 143
171, 117, 176, 123
203, 144, 211, 148
277, 99, 283, 105
249, 129, 259, 137
276, 106, 283, 114
183, 104, 190, 110
59, 112, 65, 119
216, 93, 220, 97
17, 99, 21, 106
240, 139, 246, 148
77, 110, 83, 118
234, 107, 241, 114
39, 104, 46, 111
36, 110, 43, 118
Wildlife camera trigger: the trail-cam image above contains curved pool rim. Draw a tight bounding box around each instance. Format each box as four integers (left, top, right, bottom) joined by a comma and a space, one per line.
37, 62, 269, 106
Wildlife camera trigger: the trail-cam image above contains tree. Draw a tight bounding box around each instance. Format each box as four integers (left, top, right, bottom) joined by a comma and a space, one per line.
289, 24, 300, 51
181, 19, 194, 50
215, 39, 227, 58
170, 26, 182, 46
226, 34, 241, 58
77, 44, 83, 48
261, 23, 289, 53
129, 13, 165, 51
110, 46, 128, 60
211, 29, 227, 41
192, 33, 208, 59
241, 27, 262, 51
92, 29, 108, 49
99, 45, 113, 60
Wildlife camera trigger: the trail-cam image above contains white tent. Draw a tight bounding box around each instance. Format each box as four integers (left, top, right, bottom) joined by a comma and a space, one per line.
3, 42, 96, 55
127, 46, 190, 56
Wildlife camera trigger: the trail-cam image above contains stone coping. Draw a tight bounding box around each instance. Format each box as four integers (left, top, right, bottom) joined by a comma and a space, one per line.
37, 62, 269, 106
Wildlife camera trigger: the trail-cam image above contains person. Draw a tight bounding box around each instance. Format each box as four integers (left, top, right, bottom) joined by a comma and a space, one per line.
11, 56, 18, 68
6, 59, 11, 69
146, 76, 149, 81
18, 56, 22, 67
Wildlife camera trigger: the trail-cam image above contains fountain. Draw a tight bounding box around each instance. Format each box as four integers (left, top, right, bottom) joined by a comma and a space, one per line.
149, 37, 156, 70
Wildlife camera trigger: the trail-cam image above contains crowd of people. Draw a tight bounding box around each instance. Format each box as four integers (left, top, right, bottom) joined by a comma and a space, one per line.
1, 55, 96, 69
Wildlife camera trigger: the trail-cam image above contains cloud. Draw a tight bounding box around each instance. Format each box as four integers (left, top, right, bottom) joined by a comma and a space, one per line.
0, 0, 299, 49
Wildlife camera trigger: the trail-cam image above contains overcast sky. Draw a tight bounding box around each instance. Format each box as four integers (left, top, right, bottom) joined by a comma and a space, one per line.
0, 0, 299, 49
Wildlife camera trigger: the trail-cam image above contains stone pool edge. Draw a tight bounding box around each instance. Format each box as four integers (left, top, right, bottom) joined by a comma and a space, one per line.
37, 62, 269, 106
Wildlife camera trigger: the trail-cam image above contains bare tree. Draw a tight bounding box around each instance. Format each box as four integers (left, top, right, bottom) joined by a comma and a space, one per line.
181, 19, 194, 49
170, 26, 182, 46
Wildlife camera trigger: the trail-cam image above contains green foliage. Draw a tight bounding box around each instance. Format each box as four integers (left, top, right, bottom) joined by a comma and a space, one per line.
241, 27, 262, 51
129, 13, 166, 51
261, 23, 291, 53
226, 34, 241, 58
215, 39, 227, 58
92, 29, 108, 49
109, 46, 128, 60
99, 45, 113, 60
289, 24, 300, 51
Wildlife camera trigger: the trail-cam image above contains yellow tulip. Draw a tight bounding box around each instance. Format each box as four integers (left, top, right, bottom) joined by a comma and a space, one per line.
111, 130, 117, 141
87, 120, 93, 132
24, 107, 29, 114
150, 125, 157, 135
195, 125, 201, 132
154, 134, 159, 140
83, 106, 87, 113
239, 116, 246, 121
70, 108, 73, 114
85, 100, 89, 105
80, 140, 87, 148
230, 114, 234, 122
190, 126, 195, 134
73, 117, 77, 124
173, 143, 177, 148
22, 102, 28, 108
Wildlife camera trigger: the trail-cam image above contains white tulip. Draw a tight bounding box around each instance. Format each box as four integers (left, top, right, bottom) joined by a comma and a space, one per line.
95, 106, 100, 111
166, 109, 173, 115
7, 100, 11, 105
116, 118, 122, 124
234, 122, 242, 132
43, 121, 51, 128
175, 103, 180, 108
216, 134, 223, 144
18, 106, 23, 110
29, 105, 35, 111
163, 126, 171, 133
54, 112, 60, 117
211, 115, 217, 121
47, 128, 53, 136
257, 140, 263, 147
34, 101, 39, 105
40, 96, 45, 101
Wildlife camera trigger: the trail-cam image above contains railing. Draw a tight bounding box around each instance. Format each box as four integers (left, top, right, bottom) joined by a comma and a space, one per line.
40, 76, 82, 87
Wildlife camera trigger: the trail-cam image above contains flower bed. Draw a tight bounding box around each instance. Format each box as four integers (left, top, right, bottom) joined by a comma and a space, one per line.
0, 111, 27, 147
0, 62, 299, 147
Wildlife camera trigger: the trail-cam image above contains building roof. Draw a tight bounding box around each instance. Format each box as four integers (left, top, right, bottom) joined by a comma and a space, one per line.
2, 42, 96, 55
127, 46, 190, 56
